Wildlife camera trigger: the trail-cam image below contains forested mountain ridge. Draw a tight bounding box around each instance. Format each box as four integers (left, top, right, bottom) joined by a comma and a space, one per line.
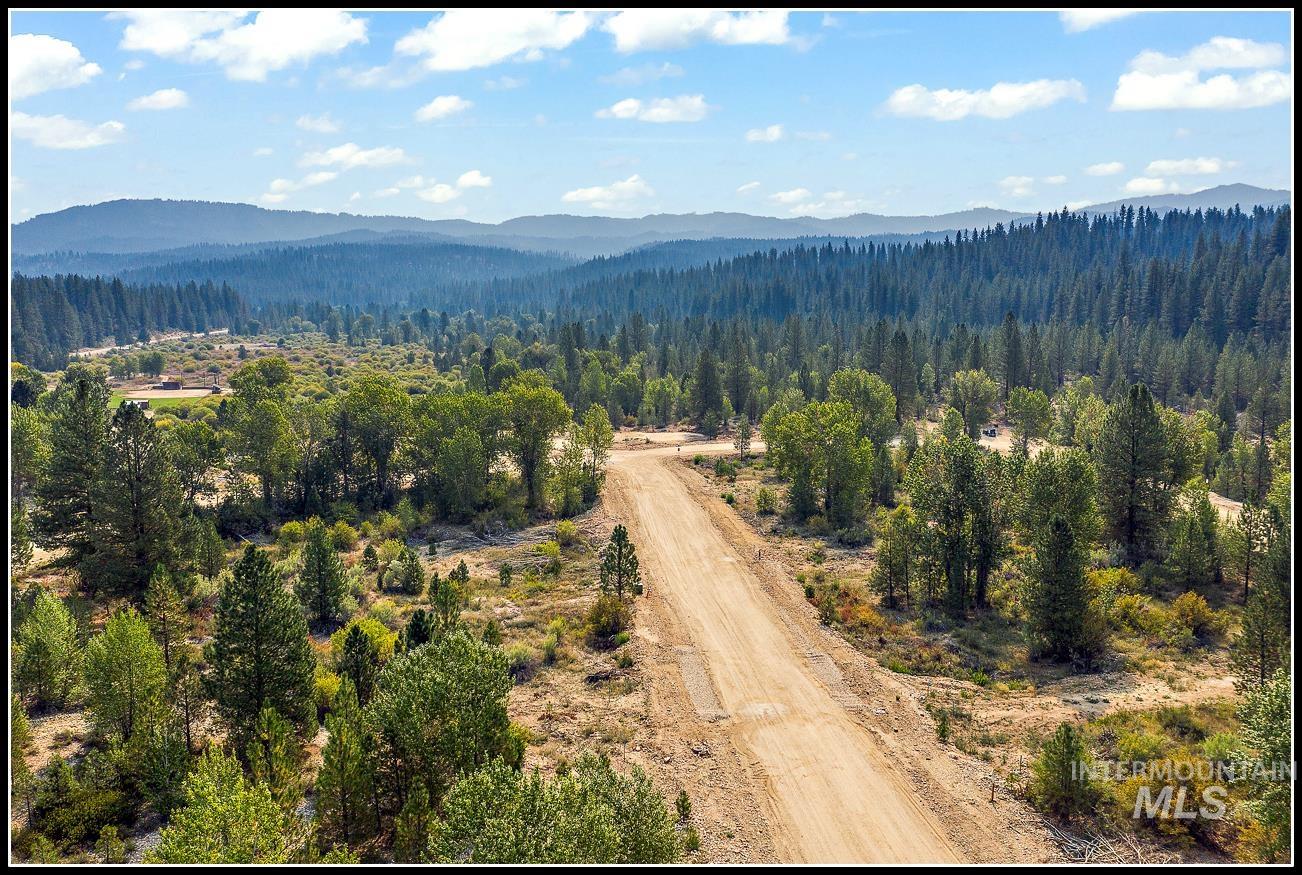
15, 185, 1285, 257
479, 205, 1291, 343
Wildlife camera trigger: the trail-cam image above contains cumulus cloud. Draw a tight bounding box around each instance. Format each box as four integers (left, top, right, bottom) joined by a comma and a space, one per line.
396, 10, 591, 71
885, 78, 1086, 120
1123, 177, 1184, 195
596, 94, 710, 123
600, 62, 685, 87
416, 183, 461, 204
1085, 161, 1126, 176
769, 188, 876, 218
10, 33, 102, 100
746, 124, 785, 143
297, 112, 340, 133
604, 10, 790, 53
770, 188, 813, 205
456, 169, 492, 188
1145, 157, 1235, 176
415, 95, 473, 122
1111, 36, 1291, 111
300, 142, 409, 170
11, 111, 125, 149
1043, 175, 1068, 185
561, 174, 655, 210
999, 175, 1037, 198
1059, 11, 1139, 33
114, 10, 366, 81
260, 170, 338, 203
127, 87, 189, 111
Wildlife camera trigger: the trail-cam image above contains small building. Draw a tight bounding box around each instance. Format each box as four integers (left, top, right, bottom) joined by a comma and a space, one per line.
124, 399, 150, 410
981, 426, 997, 438
160, 379, 183, 390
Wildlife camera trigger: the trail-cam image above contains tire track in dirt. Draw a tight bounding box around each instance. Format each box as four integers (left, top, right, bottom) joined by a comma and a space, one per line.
608, 443, 963, 863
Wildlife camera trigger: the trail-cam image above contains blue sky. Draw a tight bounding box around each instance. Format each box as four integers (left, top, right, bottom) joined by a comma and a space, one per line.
8, 10, 1294, 224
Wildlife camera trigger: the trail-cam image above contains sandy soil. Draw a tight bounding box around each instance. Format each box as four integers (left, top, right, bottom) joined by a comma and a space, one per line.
1208, 491, 1243, 523
73, 328, 228, 359
605, 440, 1058, 863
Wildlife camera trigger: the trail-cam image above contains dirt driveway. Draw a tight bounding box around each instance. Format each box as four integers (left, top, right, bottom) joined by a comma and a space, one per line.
605, 440, 1052, 863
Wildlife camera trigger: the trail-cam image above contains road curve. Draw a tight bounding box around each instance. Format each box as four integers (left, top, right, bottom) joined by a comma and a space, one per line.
609, 443, 963, 863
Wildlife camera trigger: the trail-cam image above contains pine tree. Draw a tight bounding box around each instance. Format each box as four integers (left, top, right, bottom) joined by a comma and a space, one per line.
11, 499, 34, 570
691, 348, 723, 426
386, 546, 426, 595
1027, 516, 1100, 664
145, 565, 188, 670
393, 782, 436, 862
599, 525, 641, 600
32, 363, 111, 567
246, 705, 303, 813
14, 590, 82, 707
339, 624, 380, 706
1030, 722, 1099, 819
315, 679, 375, 849
87, 402, 182, 593
197, 518, 226, 579
1231, 581, 1288, 693
83, 607, 167, 739
210, 546, 315, 747
1094, 383, 1172, 565
295, 518, 347, 626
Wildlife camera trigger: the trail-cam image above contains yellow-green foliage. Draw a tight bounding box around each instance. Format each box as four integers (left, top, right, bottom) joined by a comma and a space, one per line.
330, 617, 397, 664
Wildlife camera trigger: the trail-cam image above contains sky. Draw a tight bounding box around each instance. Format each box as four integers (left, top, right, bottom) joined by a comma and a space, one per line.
8, 9, 1295, 224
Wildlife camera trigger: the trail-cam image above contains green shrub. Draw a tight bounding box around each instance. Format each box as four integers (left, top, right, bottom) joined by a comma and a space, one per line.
585, 593, 631, 647
555, 520, 580, 547
755, 487, 777, 515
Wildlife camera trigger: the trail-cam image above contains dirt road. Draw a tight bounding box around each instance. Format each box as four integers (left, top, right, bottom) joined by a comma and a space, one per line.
608, 440, 963, 863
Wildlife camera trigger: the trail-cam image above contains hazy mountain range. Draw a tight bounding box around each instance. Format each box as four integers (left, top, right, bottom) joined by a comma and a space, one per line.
13, 184, 1288, 260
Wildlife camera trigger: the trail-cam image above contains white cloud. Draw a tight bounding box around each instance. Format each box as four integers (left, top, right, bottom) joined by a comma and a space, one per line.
737, 181, 761, 194
260, 170, 338, 204
1085, 161, 1126, 176
604, 11, 790, 52
1059, 11, 1139, 33
297, 112, 340, 133
396, 10, 591, 71
456, 169, 492, 189
1145, 157, 1235, 176
1112, 36, 1291, 111
300, 142, 409, 170
885, 78, 1086, 121
416, 183, 461, 204
999, 175, 1037, 198
600, 62, 685, 87
253, 146, 274, 157
770, 188, 877, 217
11, 111, 125, 149
1123, 177, 1184, 195
349, 191, 362, 202
1043, 175, 1068, 185
746, 124, 785, 143
127, 87, 189, 111
596, 94, 710, 123
561, 174, 655, 210
115, 10, 366, 81
770, 188, 813, 205
415, 95, 473, 122
10, 33, 102, 100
